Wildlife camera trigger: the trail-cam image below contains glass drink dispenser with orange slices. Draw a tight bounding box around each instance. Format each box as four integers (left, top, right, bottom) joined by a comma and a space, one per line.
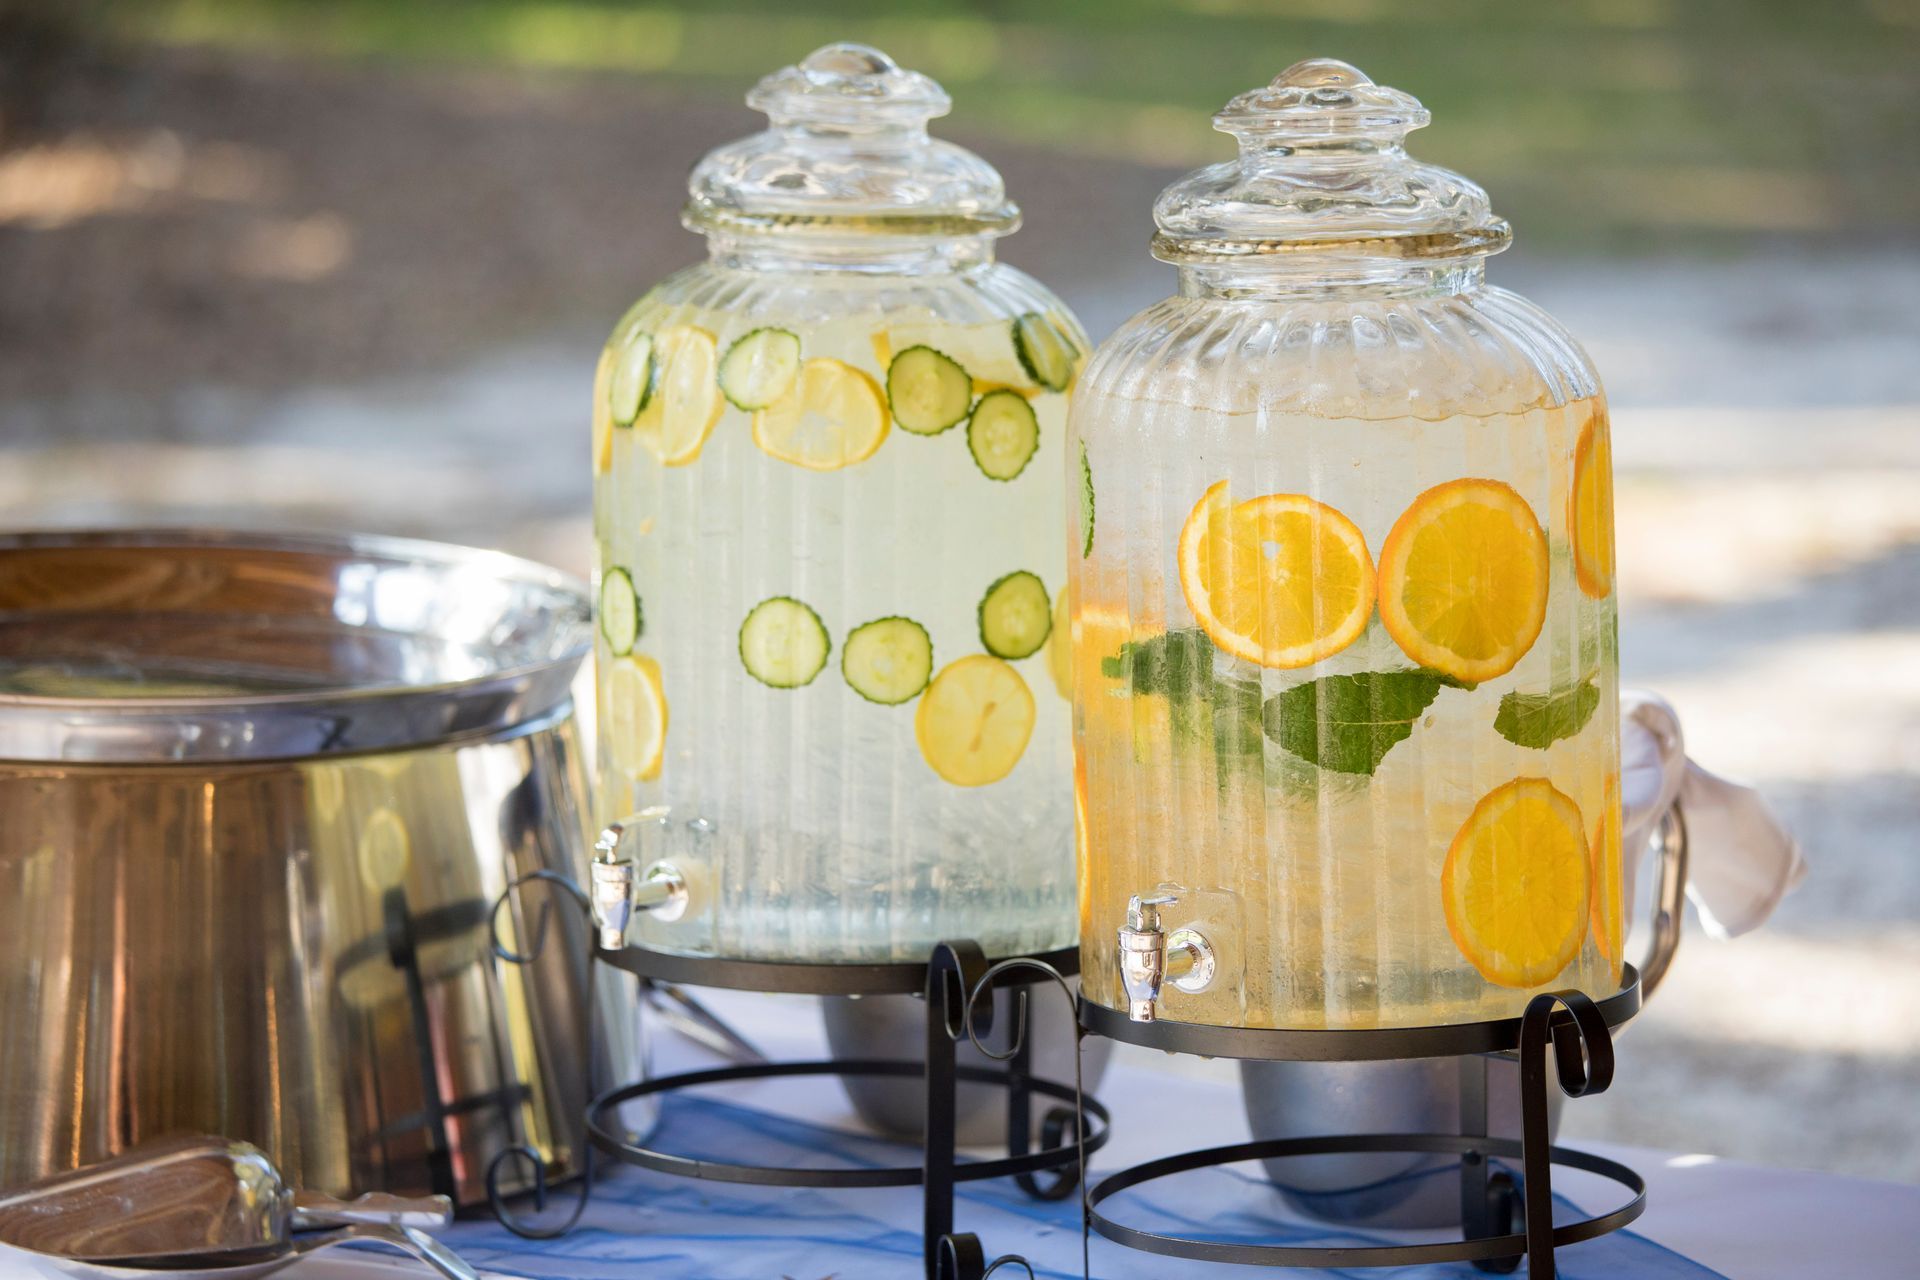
590, 46, 1086, 962
1067, 60, 1621, 1029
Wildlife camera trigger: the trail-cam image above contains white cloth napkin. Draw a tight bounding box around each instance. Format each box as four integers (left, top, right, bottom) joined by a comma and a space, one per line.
1619, 689, 1807, 939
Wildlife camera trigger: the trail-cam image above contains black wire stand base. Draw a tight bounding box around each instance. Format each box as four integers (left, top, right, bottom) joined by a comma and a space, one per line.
1081, 967, 1647, 1279
511, 932, 1109, 1280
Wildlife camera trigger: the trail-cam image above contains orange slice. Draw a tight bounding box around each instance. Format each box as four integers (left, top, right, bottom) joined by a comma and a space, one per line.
1590, 771, 1623, 970
1378, 478, 1548, 684
915, 655, 1034, 786
1176, 480, 1376, 670
635, 325, 724, 467
1070, 602, 1170, 759
1570, 406, 1616, 599
1442, 777, 1591, 989
1073, 751, 1093, 928
753, 357, 890, 471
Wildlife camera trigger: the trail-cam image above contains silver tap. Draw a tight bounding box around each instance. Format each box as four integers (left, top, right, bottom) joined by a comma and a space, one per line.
590, 816, 689, 950
1117, 892, 1217, 1022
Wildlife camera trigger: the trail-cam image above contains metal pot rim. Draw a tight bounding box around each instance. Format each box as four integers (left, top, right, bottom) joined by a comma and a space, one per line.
0, 526, 591, 763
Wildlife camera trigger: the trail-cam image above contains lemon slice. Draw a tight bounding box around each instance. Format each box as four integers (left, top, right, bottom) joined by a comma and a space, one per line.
1442, 777, 1591, 989
605, 654, 668, 780
591, 343, 617, 475
357, 806, 412, 892
635, 325, 723, 467
1045, 588, 1071, 699
1176, 479, 1376, 670
915, 655, 1035, 787
1378, 478, 1548, 684
1571, 407, 1615, 599
1590, 772, 1623, 970
752, 357, 889, 471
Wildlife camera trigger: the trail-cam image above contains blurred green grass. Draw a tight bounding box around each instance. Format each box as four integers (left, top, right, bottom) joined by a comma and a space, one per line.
77, 0, 1920, 246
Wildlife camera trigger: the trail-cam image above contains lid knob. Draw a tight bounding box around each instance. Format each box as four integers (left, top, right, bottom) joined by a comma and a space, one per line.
1150, 57, 1505, 262
685, 44, 1015, 237
745, 41, 951, 131
1214, 57, 1430, 151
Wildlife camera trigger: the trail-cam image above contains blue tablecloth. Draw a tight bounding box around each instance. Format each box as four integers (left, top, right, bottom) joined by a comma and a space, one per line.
440, 1088, 1726, 1280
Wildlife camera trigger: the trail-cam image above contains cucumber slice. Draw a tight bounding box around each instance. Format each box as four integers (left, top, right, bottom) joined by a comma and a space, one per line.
1012, 313, 1075, 393
719, 327, 801, 410
842, 616, 934, 705
967, 390, 1040, 481
608, 331, 655, 427
1078, 440, 1095, 557
599, 567, 641, 656
739, 596, 830, 688
978, 571, 1052, 660
886, 345, 972, 435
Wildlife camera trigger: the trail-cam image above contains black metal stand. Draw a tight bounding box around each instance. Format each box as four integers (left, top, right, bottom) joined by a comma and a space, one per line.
504, 931, 1108, 1280
1081, 967, 1648, 1278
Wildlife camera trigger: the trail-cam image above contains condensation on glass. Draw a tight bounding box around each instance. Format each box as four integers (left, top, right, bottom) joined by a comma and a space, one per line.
593, 45, 1086, 962
1068, 61, 1621, 1029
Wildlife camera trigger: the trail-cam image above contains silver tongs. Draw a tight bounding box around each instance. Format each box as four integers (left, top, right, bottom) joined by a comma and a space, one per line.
0, 1135, 477, 1278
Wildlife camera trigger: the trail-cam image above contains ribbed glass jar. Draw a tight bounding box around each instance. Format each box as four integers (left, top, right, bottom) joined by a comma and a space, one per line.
591, 46, 1085, 962
1068, 61, 1621, 1029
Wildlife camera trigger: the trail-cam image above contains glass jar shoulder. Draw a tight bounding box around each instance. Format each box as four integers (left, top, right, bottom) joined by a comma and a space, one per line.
605, 258, 1081, 348
1075, 282, 1600, 424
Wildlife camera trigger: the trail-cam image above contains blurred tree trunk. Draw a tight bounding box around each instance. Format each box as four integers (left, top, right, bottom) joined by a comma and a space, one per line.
0, 0, 108, 144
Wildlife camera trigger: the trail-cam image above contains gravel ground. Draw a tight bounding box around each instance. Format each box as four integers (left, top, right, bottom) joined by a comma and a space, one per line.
3, 49, 1917, 1182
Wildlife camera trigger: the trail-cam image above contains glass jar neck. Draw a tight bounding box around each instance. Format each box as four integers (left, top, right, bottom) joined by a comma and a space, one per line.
706, 229, 997, 276
1177, 255, 1485, 302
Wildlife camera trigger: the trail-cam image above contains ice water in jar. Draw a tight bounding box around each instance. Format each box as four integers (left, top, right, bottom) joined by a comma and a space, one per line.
1068, 60, 1621, 1029
591, 46, 1087, 962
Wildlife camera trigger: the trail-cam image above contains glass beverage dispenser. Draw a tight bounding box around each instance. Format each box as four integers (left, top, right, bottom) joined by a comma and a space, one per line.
1069, 61, 1620, 1029
592, 45, 1086, 962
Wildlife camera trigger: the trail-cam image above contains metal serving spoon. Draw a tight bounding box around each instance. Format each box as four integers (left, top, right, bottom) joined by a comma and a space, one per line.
0, 1136, 477, 1278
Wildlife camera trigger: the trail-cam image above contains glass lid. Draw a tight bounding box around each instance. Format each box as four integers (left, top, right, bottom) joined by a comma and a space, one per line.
1152, 58, 1509, 262
684, 43, 1019, 239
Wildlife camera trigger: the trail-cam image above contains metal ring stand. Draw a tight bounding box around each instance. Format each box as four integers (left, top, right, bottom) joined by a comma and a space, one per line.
492, 921, 1108, 1280
1081, 967, 1647, 1279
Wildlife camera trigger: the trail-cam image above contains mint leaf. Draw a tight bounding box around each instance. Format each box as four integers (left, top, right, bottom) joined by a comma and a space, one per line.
1494, 675, 1600, 750
1104, 629, 1264, 770
1262, 669, 1462, 776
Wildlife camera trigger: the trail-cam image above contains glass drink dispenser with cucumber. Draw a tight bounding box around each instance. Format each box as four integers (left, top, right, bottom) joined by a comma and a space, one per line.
589, 45, 1088, 962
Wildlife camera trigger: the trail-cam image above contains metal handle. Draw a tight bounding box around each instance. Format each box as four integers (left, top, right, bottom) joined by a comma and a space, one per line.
289, 1189, 453, 1231
1637, 801, 1688, 1000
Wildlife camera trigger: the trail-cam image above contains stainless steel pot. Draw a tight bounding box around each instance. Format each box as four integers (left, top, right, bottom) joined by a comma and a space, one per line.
0, 529, 637, 1206
1240, 806, 1689, 1228
821, 982, 1111, 1147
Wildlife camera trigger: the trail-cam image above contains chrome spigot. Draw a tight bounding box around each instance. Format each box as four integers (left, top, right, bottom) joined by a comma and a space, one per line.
590, 817, 689, 950
1117, 892, 1217, 1022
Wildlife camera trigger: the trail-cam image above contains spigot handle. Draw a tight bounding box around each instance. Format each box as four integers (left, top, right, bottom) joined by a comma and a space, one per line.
589, 809, 691, 949
1126, 892, 1178, 931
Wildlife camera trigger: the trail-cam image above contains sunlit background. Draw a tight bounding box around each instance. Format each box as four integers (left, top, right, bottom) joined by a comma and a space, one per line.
3, 0, 1917, 1180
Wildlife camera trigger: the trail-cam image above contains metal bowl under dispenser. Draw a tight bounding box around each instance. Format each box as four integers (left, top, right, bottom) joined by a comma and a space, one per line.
0, 529, 636, 1206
